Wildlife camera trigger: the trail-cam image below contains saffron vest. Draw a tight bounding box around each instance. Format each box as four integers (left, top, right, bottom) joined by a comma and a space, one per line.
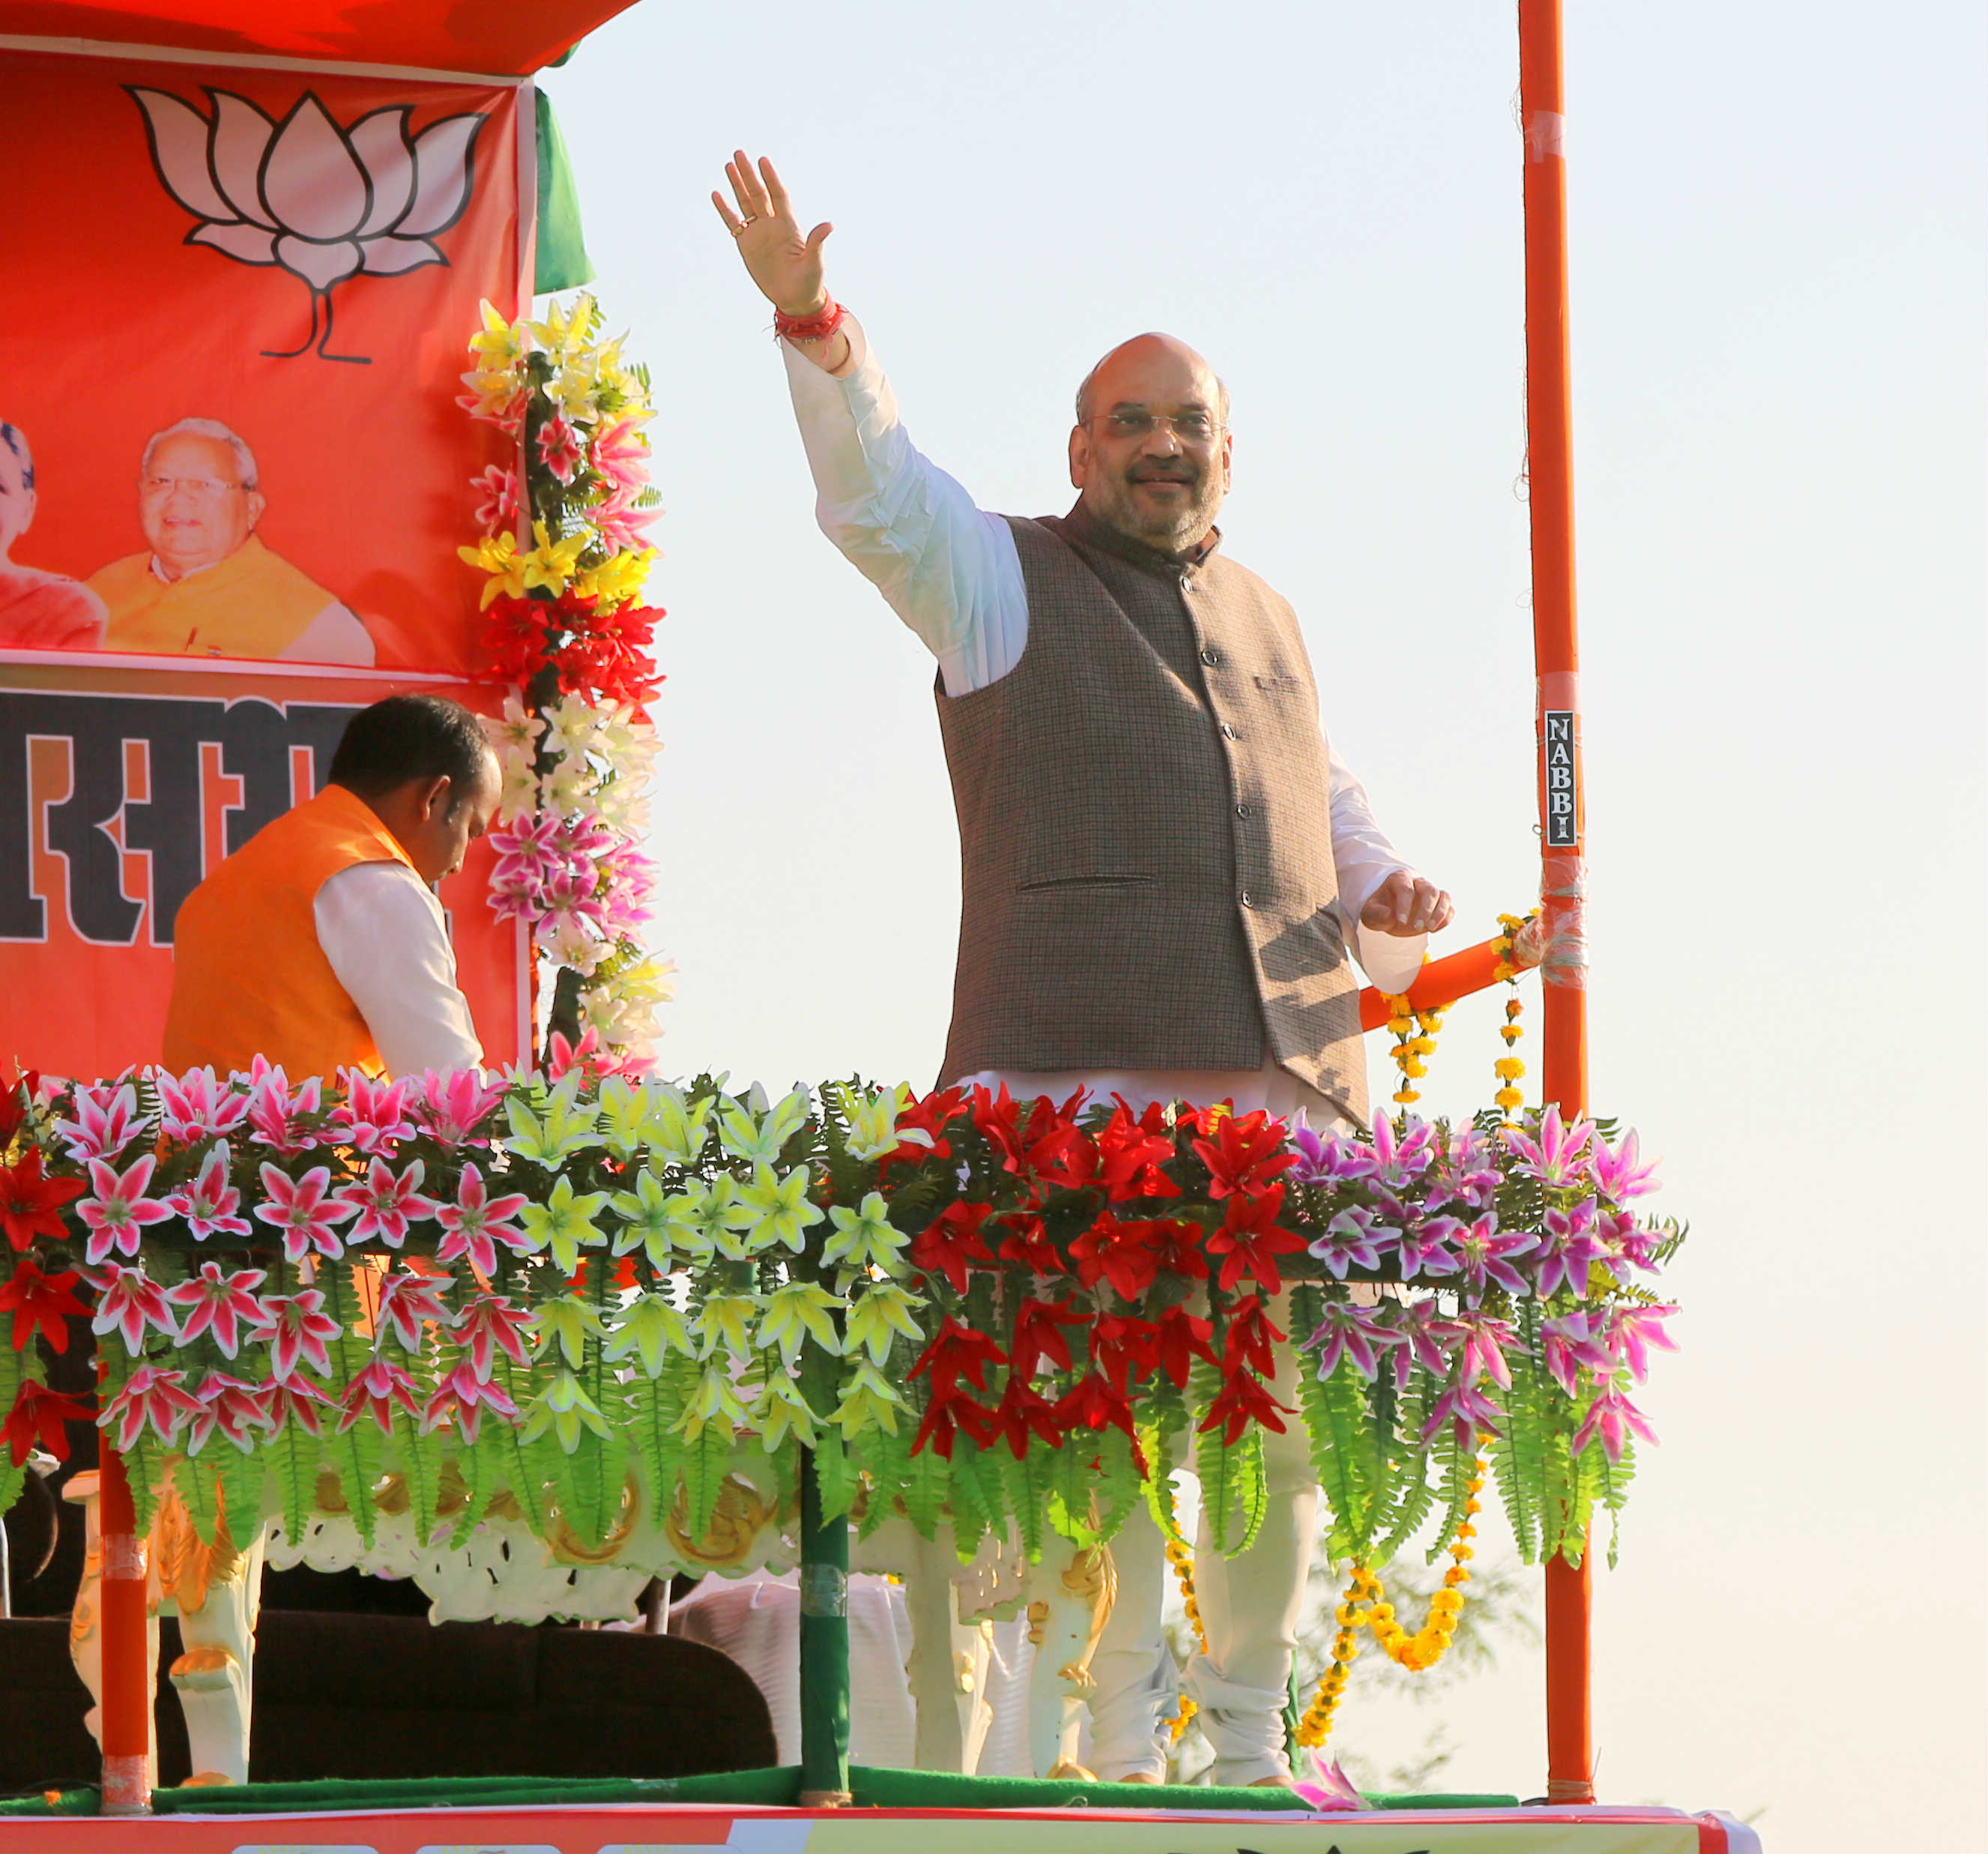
934, 511, 1367, 1124
162, 784, 412, 1079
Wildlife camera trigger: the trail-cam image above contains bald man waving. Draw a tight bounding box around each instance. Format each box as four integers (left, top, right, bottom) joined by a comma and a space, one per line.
719, 153, 1454, 1789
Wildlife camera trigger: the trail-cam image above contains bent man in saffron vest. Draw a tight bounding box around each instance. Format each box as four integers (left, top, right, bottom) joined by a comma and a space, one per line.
164, 694, 498, 1081
719, 153, 1457, 1789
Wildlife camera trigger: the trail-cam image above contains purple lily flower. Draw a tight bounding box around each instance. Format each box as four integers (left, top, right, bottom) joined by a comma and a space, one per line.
1451, 1211, 1536, 1299
1371, 1111, 1436, 1189
1591, 1128, 1661, 1203
1299, 1300, 1402, 1381
1436, 1311, 1520, 1389
1383, 1297, 1454, 1392
1500, 1102, 1595, 1189
1433, 1126, 1501, 1213
1532, 1200, 1607, 1299
1598, 1206, 1662, 1276
1603, 1303, 1679, 1382
1307, 1205, 1392, 1279
1573, 1383, 1658, 1463
1422, 1374, 1505, 1449
1539, 1309, 1613, 1394
1396, 1213, 1465, 1282
1287, 1118, 1377, 1186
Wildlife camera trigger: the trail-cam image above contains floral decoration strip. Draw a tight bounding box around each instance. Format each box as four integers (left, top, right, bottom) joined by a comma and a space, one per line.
457, 295, 674, 1063
0, 1065, 1679, 1574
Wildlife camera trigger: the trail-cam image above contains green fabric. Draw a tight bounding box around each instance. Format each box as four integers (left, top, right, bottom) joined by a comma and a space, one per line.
850, 1766, 1517, 1812
0, 1787, 100, 1815
533, 88, 594, 294
798, 1446, 852, 1798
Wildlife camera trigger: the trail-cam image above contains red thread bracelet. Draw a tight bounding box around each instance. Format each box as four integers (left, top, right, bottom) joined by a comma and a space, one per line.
774, 298, 847, 343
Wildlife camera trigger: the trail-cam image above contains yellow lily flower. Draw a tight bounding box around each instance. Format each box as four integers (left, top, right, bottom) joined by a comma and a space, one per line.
823, 1192, 908, 1276
608, 1168, 675, 1270
842, 1281, 925, 1367
674, 1365, 753, 1443
734, 1162, 824, 1255
641, 1084, 714, 1168
717, 1087, 812, 1165
755, 1281, 846, 1364
528, 292, 595, 361
522, 521, 588, 597
689, 1291, 758, 1362
519, 1371, 611, 1454
504, 1072, 601, 1164
520, 1174, 610, 1275
832, 1361, 904, 1439
468, 298, 528, 367
602, 1293, 691, 1377
528, 1293, 608, 1368
575, 547, 654, 612
835, 1083, 921, 1164
457, 531, 528, 608
755, 1373, 821, 1452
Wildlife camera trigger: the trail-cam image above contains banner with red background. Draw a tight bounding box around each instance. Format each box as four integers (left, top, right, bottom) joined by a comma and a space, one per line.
0, 45, 532, 1078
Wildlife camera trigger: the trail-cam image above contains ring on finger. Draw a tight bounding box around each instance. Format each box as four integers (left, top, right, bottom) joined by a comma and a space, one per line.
731, 215, 758, 237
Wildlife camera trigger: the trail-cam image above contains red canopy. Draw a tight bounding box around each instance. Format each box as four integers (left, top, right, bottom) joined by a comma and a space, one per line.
0, 0, 641, 75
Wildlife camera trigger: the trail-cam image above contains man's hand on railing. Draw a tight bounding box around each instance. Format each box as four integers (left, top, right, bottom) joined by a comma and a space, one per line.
1361, 869, 1454, 937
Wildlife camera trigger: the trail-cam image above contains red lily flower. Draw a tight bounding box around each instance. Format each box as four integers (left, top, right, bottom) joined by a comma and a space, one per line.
969, 1083, 1031, 1174
1191, 1109, 1296, 1200
1027, 1099, 1098, 1192
1222, 1293, 1287, 1379
989, 1372, 1065, 1458
1197, 1369, 1296, 1446
1069, 1212, 1163, 1301
910, 1201, 997, 1293
1090, 1312, 1161, 1393
3, 1377, 94, 1465
879, 1086, 967, 1180
906, 1315, 1008, 1400
0, 1257, 88, 1353
1130, 1217, 1208, 1283
1097, 1099, 1182, 1201
1009, 1296, 1093, 1378
910, 1386, 1000, 1460
0, 1148, 85, 1252
994, 1213, 1068, 1278
1206, 1183, 1308, 1296
1053, 1370, 1141, 1455
0, 1069, 40, 1145
1151, 1303, 1219, 1388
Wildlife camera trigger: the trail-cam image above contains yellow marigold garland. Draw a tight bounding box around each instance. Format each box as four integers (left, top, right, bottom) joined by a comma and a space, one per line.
1490, 911, 1536, 1118
1295, 1455, 1487, 1748
1381, 991, 1445, 1108
1162, 1476, 1205, 1742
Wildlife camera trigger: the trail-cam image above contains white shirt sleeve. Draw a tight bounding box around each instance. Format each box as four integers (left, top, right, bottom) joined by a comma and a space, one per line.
1325, 743, 1428, 993
782, 318, 1028, 696
313, 862, 484, 1078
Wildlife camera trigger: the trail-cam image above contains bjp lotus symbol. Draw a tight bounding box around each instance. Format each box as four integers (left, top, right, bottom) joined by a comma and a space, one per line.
128, 86, 486, 364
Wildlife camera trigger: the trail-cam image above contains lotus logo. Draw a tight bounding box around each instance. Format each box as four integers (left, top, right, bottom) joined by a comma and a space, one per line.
128, 86, 486, 365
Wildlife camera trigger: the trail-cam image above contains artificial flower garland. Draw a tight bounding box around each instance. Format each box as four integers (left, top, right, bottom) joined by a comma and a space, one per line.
1, 1064, 1680, 1596
1491, 911, 1537, 1119
457, 295, 674, 1065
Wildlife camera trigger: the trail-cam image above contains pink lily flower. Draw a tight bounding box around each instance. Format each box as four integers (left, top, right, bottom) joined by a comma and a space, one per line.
1396, 1213, 1465, 1281
78, 1154, 176, 1263
1539, 1310, 1614, 1395
259, 1372, 336, 1439
1294, 1749, 1365, 1811
1383, 1297, 1454, 1392
471, 463, 519, 535
182, 1373, 271, 1455
247, 1072, 325, 1157
1532, 1200, 1608, 1299
1307, 1204, 1392, 1279
54, 1081, 152, 1163
374, 1269, 455, 1352
1450, 1210, 1536, 1300
545, 1027, 632, 1083
1427, 1126, 1501, 1213
332, 1157, 441, 1248
98, 1365, 203, 1452
1604, 1303, 1680, 1382
162, 1261, 268, 1357
1370, 1111, 1436, 1188
1591, 1128, 1661, 1202
434, 1163, 531, 1277
1601, 1206, 1663, 1275
253, 1164, 356, 1263
1500, 1103, 1595, 1189
256, 1289, 342, 1381
489, 812, 562, 893
1437, 1312, 1520, 1390
336, 1356, 420, 1434
411, 1071, 507, 1148
593, 484, 659, 555
1573, 1383, 1658, 1462
453, 1293, 532, 1380
590, 414, 652, 498
1299, 1300, 1401, 1381
1287, 1120, 1377, 1187
88, 1262, 178, 1353
327, 1072, 418, 1155
157, 1067, 250, 1144
1421, 1374, 1505, 1449
420, 1362, 519, 1442
166, 1143, 252, 1242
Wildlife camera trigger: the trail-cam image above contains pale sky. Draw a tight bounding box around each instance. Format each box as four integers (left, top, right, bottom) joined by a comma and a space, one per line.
547, 3, 1986, 1844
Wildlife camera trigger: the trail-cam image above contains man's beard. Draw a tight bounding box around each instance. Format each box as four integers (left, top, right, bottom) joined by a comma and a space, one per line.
1089, 459, 1223, 555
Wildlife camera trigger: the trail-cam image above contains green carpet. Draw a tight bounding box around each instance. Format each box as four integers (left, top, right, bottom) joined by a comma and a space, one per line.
2, 1766, 1520, 1817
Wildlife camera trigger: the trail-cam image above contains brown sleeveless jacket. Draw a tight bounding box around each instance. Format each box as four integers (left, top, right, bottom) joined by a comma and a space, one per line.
934, 507, 1367, 1123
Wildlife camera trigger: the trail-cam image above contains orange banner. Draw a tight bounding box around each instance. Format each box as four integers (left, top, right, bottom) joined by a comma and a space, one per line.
0, 47, 531, 1079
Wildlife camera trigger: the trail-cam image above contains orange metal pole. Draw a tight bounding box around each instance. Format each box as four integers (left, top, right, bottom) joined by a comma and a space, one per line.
96, 1442, 152, 1814
1356, 934, 1518, 1031
1518, 0, 1596, 1807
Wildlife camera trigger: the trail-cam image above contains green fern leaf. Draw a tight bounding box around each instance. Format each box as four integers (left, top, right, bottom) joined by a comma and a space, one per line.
214, 1449, 267, 1550
680, 1419, 736, 1543
902, 1435, 950, 1542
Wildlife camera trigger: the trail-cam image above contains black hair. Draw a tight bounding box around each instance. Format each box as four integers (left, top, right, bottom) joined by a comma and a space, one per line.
327, 693, 494, 806
0, 422, 31, 491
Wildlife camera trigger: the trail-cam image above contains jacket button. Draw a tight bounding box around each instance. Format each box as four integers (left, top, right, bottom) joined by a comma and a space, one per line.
1236, 802, 1251, 818
1221, 722, 1239, 740
1200, 646, 1220, 666
1179, 575, 1193, 592
1239, 890, 1254, 908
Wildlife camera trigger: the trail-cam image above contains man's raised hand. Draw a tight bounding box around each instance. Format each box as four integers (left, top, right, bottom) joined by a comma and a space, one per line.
1360, 870, 1454, 937
713, 151, 832, 318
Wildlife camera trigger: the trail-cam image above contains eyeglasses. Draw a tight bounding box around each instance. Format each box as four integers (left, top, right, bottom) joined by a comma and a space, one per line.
1089, 409, 1224, 442
139, 475, 248, 499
